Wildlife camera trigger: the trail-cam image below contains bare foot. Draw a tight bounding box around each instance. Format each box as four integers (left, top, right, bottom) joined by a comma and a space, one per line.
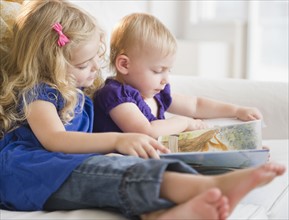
215, 162, 286, 213
155, 162, 285, 219
142, 188, 229, 220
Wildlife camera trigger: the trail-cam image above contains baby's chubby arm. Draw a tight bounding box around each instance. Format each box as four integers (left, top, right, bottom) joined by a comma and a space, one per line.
26, 100, 169, 159
169, 93, 263, 121
109, 93, 262, 139
109, 102, 207, 138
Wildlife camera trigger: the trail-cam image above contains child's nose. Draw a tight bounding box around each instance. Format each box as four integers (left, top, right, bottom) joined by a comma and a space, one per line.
91, 57, 100, 71
161, 74, 169, 85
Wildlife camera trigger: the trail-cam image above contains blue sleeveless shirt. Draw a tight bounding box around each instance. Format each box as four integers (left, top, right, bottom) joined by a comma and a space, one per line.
0, 84, 95, 211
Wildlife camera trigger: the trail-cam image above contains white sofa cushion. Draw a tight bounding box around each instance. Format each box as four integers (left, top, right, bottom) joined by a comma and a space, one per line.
0, 209, 126, 219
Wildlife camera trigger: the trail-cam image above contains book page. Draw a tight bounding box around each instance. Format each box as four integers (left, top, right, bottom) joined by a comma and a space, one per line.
159, 120, 262, 153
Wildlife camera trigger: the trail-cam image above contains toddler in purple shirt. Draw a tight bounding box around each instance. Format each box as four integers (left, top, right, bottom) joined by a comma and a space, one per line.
93, 13, 263, 139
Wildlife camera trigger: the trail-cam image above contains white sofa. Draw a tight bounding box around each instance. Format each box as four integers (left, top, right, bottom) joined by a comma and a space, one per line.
1, 75, 288, 220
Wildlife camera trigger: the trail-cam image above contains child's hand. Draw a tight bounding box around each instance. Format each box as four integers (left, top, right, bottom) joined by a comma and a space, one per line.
236, 107, 263, 121
115, 133, 170, 159
186, 118, 208, 131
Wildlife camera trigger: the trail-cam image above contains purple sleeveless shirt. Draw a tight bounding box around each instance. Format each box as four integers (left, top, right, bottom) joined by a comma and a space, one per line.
93, 78, 172, 132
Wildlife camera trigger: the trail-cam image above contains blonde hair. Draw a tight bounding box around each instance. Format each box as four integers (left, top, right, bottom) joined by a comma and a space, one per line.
0, 0, 106, 137
110, 13, 177, 73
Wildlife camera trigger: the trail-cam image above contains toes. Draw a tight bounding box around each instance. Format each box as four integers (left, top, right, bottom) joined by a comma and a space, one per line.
204, 187, 222, 203
217, 196, 229, 220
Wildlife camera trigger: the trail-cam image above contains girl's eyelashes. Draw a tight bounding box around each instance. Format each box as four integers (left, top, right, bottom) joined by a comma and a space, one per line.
75, 54, 100, 70
76, 62, 89, 70
78, 65, 88, 70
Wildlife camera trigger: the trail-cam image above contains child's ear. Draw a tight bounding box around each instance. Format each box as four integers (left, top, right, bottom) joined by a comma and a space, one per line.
115, 55, 130, 75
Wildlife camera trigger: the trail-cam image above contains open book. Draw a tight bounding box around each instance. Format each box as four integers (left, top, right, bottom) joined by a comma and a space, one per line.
159, 119, 269, 173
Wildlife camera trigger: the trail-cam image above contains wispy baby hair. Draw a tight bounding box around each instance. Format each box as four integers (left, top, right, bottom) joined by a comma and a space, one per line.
110, 13, 177, 73
0, 0, 106, 137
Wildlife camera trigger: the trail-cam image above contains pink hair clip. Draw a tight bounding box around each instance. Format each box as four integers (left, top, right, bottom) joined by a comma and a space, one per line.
52, 22, 70, 47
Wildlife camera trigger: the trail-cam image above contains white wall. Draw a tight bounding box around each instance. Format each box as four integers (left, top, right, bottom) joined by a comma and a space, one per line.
172, 40, 230, 79
71, 1, 288, 82
72, 1, 230, 78
70, 0, 147, 45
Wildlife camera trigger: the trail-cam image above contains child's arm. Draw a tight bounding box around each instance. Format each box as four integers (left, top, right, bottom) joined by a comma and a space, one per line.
168, 93, 263, 121
109, 93, 263, 138
109, 102, 204, 138
27, 100, 169, 158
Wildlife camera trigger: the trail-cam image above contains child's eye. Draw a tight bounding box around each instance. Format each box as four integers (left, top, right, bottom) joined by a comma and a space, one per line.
78, 65, 88, 70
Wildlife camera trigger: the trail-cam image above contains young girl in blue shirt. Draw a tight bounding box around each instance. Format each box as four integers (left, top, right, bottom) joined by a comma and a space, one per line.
0, 1, 285, 220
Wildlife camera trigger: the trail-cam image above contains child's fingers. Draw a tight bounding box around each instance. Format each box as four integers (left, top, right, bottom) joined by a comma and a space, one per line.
125, 136, 169, 159
131, 144, 159, 159
152, 139, 170, 154
145, 145, 160, 159
249, 108, 263, 120
243, 113, 260, 121
135, 146, 150, 159
126, 148, 140, 158
248, 114, 257, 120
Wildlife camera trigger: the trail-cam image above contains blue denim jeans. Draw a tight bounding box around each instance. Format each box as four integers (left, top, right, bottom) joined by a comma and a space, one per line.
44, 155, 197, 219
